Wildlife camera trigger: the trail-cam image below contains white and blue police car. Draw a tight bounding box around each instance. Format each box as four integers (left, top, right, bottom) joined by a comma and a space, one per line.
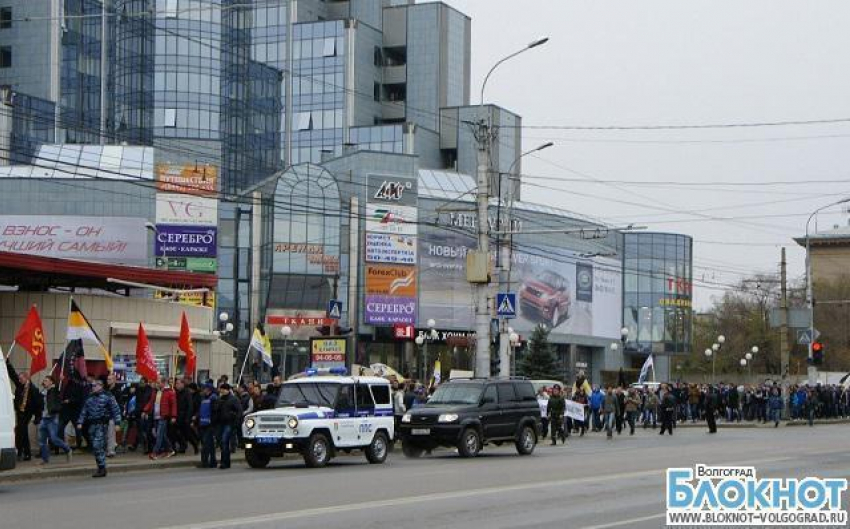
241, 369, 395, 468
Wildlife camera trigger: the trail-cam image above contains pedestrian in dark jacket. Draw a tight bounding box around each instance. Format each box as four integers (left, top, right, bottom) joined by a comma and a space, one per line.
37, 375, 72, 464
705, 386, 718, 434
602, 387, 620, 439
6, 360, 43, 461
132, 378, 154, 453
77, 379, 121, 477
215, 383, 242, 469
547, 385, 566, 445
659, 384, 677, 435
768, 388, 783, 427
195, 383, 219, 469
174, 379, 198, 454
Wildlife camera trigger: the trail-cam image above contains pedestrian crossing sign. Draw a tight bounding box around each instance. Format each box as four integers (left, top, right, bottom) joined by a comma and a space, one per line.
327, 299, 343, 320
496, 292, 517, 319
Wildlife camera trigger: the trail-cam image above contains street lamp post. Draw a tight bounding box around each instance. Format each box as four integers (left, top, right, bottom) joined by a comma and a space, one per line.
496, 142, 555, 378
280, 325, 292, 380
474, 36, 549, 378
509, 330, 520, 376
706, 335, 725, 383
805, 197, 850, 385
415, 319, 438, 382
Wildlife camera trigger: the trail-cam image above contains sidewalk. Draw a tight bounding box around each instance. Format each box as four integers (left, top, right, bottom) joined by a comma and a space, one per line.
0, 450, 245, 484
676, 418, 850, 429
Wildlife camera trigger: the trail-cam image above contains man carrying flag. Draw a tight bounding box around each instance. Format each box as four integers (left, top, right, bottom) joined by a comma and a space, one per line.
67, 300, 114, 372
178, 313, 197, 380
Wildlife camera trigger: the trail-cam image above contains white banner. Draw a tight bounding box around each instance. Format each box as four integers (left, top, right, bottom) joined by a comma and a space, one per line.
365, 233, 417, 264
156, 193, 218, 226
365, 204, 417, 235
565, 400, 586, 422
0, 215, 148, 265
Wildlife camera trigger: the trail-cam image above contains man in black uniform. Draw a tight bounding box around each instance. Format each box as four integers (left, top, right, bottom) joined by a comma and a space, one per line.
705, 385, 718, 434
659, 384, 677, 436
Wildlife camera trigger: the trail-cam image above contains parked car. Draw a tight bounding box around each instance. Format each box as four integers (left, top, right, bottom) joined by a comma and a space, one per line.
519, 271, 571, 328
398, 378, 540, 458
530, 380, 567, 394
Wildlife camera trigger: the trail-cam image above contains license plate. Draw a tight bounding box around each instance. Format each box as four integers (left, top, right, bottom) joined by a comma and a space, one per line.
256, 436, 279, 444
412, 428, 430, 435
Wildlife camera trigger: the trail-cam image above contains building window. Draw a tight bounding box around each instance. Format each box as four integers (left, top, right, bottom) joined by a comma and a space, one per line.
0, 46, 10, 68
164, 0, 178, 18
295, 112, 312, 131
0, 7, 11, 29
322, 37, 336, 57
373, 46, 383, 66
163, 108, 177, 127
373, 82, 380, 102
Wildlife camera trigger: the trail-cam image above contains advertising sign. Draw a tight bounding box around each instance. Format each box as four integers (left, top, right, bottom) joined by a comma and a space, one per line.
156, 194, 218, 226
273, 243, 340, 275
154, 224, 217, 258
365, 264, 417, 297
368, 174, 418, 206
154, 290, 215, 308
156, 164, 218, 196
365, 295, 416, 325
155, 257, 217, 273
0, 215, 148, 265
365, 233, 417, 265
310, 338, 347, 370
365, 204, 417, 235
418, 229, 622, 339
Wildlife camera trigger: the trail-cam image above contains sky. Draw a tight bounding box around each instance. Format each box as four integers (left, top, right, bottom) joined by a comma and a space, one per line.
444, 0, 850, 309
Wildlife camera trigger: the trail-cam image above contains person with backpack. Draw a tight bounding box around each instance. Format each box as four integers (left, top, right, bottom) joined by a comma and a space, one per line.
195, 383, 218, 469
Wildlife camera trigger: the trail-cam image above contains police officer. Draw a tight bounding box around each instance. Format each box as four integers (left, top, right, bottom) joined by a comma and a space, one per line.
77, 379, 122, 478
547, 385, 566, 445
705, 385, 718, 434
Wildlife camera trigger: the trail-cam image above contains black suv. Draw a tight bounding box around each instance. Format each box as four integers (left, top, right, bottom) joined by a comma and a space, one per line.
397, 378, 541, 458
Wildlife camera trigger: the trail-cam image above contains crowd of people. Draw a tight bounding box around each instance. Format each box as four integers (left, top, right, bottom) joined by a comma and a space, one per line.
5, 358, 290, 478
7, 357, 850, 477
536, 374, 850, 442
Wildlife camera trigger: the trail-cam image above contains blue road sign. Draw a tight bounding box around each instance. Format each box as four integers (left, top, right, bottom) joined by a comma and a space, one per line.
327, 299, 343, 320
496, 292, 517, 319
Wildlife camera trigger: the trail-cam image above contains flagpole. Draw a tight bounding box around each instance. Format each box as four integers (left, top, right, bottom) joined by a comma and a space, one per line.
236, 344, 252, 387
4, 341, 14, 361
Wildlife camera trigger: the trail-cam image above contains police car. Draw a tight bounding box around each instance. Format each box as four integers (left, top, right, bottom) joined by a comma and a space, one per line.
241, 371, 394, 468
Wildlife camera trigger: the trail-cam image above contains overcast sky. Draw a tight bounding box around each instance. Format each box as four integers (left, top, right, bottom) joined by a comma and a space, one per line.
444, 0, 850, 309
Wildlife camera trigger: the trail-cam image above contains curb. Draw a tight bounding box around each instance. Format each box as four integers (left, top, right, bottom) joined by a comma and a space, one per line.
676, 419, 849, 429
0, 455, 246, 484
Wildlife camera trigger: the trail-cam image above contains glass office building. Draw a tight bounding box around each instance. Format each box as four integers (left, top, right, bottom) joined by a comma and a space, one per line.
622, 232, 694, 364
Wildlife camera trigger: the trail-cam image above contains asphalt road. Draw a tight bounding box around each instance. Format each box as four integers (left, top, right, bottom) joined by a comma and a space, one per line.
1, 425, 848, 529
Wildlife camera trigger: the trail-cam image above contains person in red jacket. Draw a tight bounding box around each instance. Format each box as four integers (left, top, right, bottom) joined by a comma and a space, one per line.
143, 377, 177, 460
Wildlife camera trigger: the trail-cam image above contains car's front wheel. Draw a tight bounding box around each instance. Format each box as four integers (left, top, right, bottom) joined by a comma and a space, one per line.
365, 432, 389, 464
303, 433, 332, 468
515, 425, 537, 456
245, 448, 271, 468
457, 427, 481, 458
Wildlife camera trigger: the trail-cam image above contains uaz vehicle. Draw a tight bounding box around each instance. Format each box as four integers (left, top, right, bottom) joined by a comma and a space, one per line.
398, 378, 540, 458
519, 271, 571, 328
241, 375, 394, 468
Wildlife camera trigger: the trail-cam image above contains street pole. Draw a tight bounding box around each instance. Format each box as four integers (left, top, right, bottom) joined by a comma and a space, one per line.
780, 247, 790, 418
474, 37, 549, 378
805, 197, 850, 385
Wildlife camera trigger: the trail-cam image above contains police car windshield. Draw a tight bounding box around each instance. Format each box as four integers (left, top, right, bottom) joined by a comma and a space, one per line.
427, 384, 483, 405
276, 383, 337, 408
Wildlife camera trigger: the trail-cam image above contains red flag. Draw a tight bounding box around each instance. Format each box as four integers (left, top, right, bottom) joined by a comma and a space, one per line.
15, 305, 48, 375
178, 313, 196, 379
135, 323, 159, 382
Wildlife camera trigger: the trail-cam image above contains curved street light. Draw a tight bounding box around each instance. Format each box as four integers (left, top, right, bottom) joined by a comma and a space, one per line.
480, 37, 550, 106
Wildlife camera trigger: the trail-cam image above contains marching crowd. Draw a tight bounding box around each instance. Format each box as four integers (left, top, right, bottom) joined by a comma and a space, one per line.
6, 358, 287, 477
536, 373, 850, 442
6, 357, 850, 477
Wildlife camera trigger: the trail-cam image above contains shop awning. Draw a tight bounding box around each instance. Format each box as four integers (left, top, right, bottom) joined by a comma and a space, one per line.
0, 251, 217, 291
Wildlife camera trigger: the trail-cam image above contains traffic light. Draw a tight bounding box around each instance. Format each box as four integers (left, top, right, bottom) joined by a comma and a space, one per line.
490, 354, 501, 376
812, 341, 824, 365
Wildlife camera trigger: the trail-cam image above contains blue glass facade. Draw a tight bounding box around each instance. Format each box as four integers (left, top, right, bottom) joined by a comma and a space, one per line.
9, 92, 56, 165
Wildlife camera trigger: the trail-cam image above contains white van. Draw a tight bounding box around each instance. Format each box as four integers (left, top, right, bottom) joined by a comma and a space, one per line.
0, 360, 16, 471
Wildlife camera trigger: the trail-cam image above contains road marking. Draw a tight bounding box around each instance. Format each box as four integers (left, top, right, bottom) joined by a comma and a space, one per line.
578, 513, 665, 529
159, 455, 798, 529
